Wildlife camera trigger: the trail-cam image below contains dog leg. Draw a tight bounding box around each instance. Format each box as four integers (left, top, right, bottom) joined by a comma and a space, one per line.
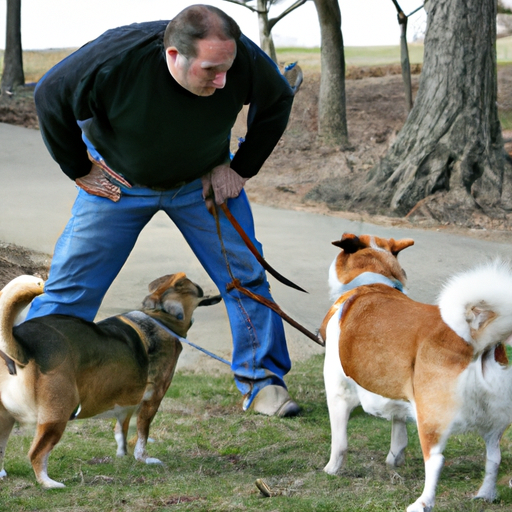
386, 417, 408, 467
0, 410, 15, 479
474, 431, 501, 502
114, 408, 136, 457
323, 323, 359, 475
407, 449, 444, 512
324, 394, 355, 475
28, 421, 68, 488
134, 397, 163, 465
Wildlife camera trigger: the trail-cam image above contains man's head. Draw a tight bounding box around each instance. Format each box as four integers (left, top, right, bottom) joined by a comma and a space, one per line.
164, 5, 241, 97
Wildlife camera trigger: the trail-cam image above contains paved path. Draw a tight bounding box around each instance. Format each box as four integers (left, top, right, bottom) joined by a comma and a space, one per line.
2, 122, 512, 373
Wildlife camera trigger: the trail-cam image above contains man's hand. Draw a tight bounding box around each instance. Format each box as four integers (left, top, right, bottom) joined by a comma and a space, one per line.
201, 165, 248, 213
75, 163, 121, 202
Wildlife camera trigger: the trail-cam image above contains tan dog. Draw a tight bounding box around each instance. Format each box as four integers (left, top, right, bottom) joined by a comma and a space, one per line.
321, 233, 512, 512
0, 273, 221, 488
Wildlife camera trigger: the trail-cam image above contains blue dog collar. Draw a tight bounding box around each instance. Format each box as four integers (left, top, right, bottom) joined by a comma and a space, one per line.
338, 272, 404, 294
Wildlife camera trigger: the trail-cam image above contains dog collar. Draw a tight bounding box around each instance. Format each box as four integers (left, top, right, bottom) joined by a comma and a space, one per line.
338, 272, 404, 294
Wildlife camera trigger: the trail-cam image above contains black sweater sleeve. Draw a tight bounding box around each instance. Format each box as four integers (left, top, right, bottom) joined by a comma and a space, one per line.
229, 36, 294, 179
34, 60, 92, 180
34, 22, 168, 181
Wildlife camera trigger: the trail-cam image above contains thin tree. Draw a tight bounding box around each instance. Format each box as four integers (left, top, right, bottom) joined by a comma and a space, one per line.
1, 0, 24, 94
313, 0, 348, 147
347, 0, 510, 226
390, 0, 415, 112
226, 0, 348, 146
223, 0, 308, 62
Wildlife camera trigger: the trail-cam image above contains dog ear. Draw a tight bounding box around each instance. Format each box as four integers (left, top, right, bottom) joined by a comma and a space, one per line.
389, 238, 415, 255
147, 273, 188, 294
198, 295, 222, 307
147, 275, 173, 294
332, 233, 366, 254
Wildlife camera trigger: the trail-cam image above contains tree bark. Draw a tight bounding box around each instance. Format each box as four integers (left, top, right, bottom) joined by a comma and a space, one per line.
390, 0, 413, 112
1, 0, 24, 93
313, 0, 349, 147
257, 0, 278, 62
351, 0, 511, 223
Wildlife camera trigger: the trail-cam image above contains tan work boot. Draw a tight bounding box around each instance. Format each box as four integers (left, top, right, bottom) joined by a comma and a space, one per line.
250, 385, 300, 417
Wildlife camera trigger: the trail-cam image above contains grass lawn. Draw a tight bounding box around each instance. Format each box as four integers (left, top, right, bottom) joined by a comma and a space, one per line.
1, 355, 512, 511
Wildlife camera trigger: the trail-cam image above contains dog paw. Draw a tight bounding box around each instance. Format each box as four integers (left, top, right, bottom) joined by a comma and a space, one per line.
386, 450, 406, 467
473, 491, 497, 502
0, 469, 7, 479
40, 478, 66, 489
406, 500, 432, 512
145, 457, 163, 465
323, 463, 341, 475
146, 457, 163, 464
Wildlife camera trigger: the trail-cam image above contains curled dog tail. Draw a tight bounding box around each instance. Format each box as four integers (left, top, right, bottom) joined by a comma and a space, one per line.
0, 275, 44, 368
438, 260, 512, 353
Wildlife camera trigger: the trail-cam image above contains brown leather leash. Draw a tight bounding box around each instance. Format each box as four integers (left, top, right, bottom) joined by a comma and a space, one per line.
220, 203, 308, 294
214, 203, 324, 347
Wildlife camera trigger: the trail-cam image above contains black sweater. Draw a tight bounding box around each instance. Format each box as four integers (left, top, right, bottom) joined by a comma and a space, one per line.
34, 21, 294, 189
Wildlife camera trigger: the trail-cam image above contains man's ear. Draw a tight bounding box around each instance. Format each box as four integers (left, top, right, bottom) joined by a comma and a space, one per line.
166, 47, 179, 64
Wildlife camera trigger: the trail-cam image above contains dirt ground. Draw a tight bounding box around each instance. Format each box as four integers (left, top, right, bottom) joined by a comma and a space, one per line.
2, 64, 512, 286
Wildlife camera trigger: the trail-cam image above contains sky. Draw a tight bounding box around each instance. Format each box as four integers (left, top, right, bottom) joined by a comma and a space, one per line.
0, 0, 426, 51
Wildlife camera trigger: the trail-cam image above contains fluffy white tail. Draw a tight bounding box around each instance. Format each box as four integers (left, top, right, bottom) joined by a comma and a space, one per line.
438, 260, 512, 352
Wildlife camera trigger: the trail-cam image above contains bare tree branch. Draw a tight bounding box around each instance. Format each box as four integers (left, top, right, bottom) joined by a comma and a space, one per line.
222, 0, 265, 14
269, 0, 309, 30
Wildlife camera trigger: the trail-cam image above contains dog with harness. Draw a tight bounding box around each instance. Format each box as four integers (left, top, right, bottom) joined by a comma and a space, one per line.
321, 233, 512, 512
0, 272, 221, 488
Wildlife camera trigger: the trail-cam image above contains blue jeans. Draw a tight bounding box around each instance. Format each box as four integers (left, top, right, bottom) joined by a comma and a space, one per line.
26, 180, 291, 408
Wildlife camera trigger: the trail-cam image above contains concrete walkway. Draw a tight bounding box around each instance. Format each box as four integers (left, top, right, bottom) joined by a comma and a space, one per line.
2, 122, 512, 373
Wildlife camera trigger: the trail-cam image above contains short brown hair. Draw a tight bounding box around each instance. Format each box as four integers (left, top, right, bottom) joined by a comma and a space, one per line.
164, 4, 241, 59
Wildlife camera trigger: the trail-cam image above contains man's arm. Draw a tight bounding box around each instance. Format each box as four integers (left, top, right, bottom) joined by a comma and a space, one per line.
34, 61, 92, 180
35, 21, 169, 182
229, 35, 294, 180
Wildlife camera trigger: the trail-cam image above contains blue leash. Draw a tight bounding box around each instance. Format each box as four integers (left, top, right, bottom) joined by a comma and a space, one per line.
141, 313, 231, 366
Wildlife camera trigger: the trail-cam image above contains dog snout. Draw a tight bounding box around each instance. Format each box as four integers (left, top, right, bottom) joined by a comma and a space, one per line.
162, 300, 185, 320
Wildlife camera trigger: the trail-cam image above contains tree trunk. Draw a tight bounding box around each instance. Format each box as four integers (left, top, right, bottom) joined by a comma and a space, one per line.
391, 1, 413, 112
351, 0, 510, 225
257, 0, 278, 63
313, 0, 349, 147
397, 11, 413, 112
1, 0, 24, 93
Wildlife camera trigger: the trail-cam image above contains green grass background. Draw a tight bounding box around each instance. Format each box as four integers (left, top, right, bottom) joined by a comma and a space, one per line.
1, 355, 511, 511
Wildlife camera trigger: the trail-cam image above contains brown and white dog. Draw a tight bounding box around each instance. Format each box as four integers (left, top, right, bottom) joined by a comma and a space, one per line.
0, 273, 221, 488
321, 233, 512, 512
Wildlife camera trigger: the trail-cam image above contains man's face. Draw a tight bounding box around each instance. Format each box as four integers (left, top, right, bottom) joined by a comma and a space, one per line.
166, 37, 237, 97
